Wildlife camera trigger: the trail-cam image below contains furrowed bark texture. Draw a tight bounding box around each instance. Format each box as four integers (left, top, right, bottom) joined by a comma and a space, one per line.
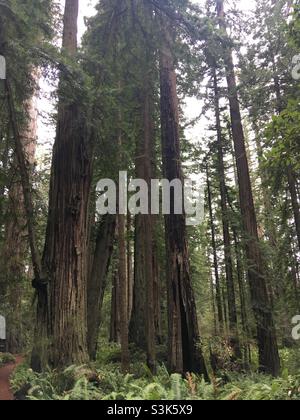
160, 25, 208, 377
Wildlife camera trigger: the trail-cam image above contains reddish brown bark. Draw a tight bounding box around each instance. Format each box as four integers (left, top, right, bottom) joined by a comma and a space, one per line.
110, 268, 121, 344
129, 85, 156, 371
118, 213, 130, 372
87, 215, 116, 360
159, 24, 208, 377
216, 0, 280, 376
32, 0, 92, 370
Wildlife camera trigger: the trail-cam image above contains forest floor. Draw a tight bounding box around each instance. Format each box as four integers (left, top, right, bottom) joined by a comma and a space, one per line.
0, 356, 23, 401
7, 345, 300, 400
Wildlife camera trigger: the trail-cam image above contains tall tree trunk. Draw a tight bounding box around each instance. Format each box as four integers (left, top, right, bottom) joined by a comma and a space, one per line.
233, 228, 251, 366
130, 215, 147, 348
110, 268, 120, 343
5, 82, 42, 289
87, 215, 116, 360
4, 93, 37, 353
216, 0, 280, 376
144, 89, 156, 372
159, 24, 208, 378
153, 239, 163, 344
206, 164, 224, 331
5, 79, 43, 359
212, 66, 241, 358
209, 262, 218, 335
32, 0, 92, 370
1, 16, 42, 354
222, 280, 229, 334
129, 85, 156, 371
287, 166, 300, 253
118, 213, 130, 372
127, 213, 134, 320
290, 241, 300, 313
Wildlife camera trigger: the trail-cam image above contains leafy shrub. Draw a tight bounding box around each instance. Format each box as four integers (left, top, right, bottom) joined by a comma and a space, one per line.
0, 353, 16, 367
280, 348, 300, 376
218, 373, 300, 400
11, 363, 101, 401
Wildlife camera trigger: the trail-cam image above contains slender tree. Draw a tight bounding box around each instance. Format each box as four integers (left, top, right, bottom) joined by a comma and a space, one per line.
206, 162, 223, 331
118, 211, 130, 372
216, 0, 280, 376
87, 215, 116, 359
211, 63, 241, 358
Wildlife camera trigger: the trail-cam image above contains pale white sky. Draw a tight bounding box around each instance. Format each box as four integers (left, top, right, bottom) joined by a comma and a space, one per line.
78, 0, 256, 38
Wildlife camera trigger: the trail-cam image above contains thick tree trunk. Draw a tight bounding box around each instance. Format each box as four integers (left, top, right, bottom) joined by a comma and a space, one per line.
206, 164, 224, 331
160, 26, 208, 378
216, 0, 280, 376
32, 0, 92, 370
212, 66, 241, 358
87, 215, 116, 360
129, 86, 156, 371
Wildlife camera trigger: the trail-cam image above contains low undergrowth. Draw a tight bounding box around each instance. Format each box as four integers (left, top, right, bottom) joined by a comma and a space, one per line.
10, 346, 300, 401
0, 352, 16, 368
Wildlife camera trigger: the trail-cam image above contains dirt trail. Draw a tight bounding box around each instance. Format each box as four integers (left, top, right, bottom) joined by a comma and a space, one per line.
0, 356, 23, 401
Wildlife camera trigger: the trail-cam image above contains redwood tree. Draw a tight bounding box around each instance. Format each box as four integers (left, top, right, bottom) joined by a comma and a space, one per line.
159, 21, 208, 377
216, 0, 280, 376
32, 0, 92, 370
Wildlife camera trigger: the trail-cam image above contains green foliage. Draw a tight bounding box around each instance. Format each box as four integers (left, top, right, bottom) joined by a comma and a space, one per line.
11, 363, 300, 401
9, 347, 300, 401
11, 363, 101, 401
0, 352, 16, 367
218, 373, 300, 401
